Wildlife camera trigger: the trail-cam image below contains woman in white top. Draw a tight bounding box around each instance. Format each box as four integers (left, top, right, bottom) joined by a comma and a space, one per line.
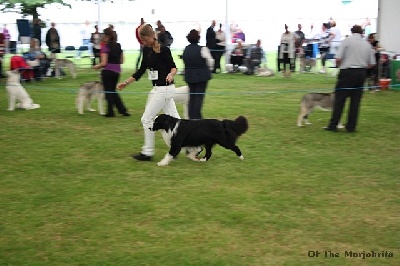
279, 24, 296, 77
328, 20, 342, 55
90, 25, 102, 66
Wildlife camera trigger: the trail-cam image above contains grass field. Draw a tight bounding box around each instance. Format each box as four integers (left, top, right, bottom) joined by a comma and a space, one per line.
0, 51, 399, 265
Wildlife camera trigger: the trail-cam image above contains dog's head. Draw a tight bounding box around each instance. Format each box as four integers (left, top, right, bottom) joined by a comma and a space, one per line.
149, 114, 178, 132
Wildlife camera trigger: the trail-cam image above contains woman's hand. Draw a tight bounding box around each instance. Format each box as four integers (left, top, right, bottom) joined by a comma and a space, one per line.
166, 73, 174, 83
116, 82, 127, 90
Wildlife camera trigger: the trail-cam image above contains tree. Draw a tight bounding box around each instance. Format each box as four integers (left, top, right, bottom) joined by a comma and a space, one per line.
0, 0, 71, 19
0, 0, 135, 19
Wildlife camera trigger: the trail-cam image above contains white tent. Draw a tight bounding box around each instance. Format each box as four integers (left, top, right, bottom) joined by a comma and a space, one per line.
377, 0, 400, 54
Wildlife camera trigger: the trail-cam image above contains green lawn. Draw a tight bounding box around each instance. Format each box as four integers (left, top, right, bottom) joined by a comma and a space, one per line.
0, 51, 399, 266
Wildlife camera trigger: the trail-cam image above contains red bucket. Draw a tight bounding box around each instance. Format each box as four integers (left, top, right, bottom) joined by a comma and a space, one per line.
379, 79, 391, 90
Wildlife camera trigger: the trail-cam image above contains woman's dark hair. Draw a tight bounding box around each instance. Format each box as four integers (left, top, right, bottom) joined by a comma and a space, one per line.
186, 29, 200, 44
103, 27, 116, 44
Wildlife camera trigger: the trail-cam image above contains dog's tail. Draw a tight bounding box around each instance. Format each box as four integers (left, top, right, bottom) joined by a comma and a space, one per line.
224, 116, 249, 136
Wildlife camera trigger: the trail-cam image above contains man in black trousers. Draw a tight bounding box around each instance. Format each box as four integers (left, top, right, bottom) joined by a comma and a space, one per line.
206, 20, 217, 73
324, 25, 375, 133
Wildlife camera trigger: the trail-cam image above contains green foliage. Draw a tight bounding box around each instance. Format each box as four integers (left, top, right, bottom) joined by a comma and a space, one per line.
0, 0, 71, 18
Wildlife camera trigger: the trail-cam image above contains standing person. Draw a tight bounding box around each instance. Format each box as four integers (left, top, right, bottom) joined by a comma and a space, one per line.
279, 24, 296, 77
294, 23, 305, 72
93, 27, 130, 118
182, 29, 214, 119
45, 22, 61, 59
0, 32, 5, 78
214, 23, 226, 74
206, 20, 217, 73
155, 20, 162, 36
117, 24, 180, 161
324, 25, 376, 133
90, 25, 102, 66
318, 23, 331, 73
2, 24, 11, 54
328, 20, 342, 55
245, 39, 266, 75
32, 19, 42, 47
135, 18, 145, 70
157, 25, 173, 48
77, 20, 91, 58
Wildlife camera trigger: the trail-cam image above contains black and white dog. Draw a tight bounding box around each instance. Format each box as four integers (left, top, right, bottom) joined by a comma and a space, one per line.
150, 114, 249, 166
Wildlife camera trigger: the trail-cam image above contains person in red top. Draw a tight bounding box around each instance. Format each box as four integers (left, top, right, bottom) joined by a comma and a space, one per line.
135, 18, 145, 70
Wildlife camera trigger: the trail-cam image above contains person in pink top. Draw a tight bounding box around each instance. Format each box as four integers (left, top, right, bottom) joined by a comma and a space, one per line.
3, 24, 11, 54
93, 27, 130, 118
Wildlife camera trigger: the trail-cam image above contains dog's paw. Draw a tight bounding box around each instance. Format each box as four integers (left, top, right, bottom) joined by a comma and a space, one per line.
337, 124, 345, 129
88, 108, 96, 112
157, 160, 169, 166
239, 155, 244, 160
305, 122, 312, 125
186, 153, 200, 161
297, 124, 304, 127
199, 158, 207, 162
99, 112, 106, 115
7, 109, 14, 111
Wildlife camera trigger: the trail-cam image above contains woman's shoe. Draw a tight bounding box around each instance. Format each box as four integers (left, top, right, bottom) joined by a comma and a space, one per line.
132, 153, 153, 161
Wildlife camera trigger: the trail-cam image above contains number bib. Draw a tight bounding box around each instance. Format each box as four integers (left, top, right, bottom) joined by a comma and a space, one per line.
148, 70, 159, 80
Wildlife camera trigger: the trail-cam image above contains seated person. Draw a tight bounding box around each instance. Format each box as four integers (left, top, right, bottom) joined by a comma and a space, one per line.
10, 55, 35, 81
244, 39, 265, 75
23, 38, 51, 80
230, 41, 244, 69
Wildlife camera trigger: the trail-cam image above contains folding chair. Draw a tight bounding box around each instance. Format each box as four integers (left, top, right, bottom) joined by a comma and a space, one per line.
64, 46, 76, 60
76, 46, 91, 67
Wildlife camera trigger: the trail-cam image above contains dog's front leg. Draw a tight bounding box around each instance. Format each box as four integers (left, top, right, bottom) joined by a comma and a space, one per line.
157, 145, 182, 166
55, 66, 61, 79
97, 94, 105, 115
231, 145, 244, 160
157, 153, 174, 166
7, 94, 16, 111
77, 94, 85, 114
87, 95, 96, 112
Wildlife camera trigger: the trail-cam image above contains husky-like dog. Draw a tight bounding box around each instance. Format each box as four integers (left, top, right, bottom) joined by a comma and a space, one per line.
76, 81, 105, 115
150, 114, 249, 166
54, 58, 77, 79
5, 70, 41, 111
297, 92, 343, 128
173, 85, 189, 119
299, 57, 317, 73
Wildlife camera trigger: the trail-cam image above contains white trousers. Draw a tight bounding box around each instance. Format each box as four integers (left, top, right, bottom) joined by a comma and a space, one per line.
141, 84, 180, 156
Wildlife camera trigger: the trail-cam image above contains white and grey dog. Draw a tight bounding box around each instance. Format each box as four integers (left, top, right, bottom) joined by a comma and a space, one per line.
76, 81, 105, 115
297, 92, 343, 128
5, 70, 40, 111
54, 58, 77, 79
